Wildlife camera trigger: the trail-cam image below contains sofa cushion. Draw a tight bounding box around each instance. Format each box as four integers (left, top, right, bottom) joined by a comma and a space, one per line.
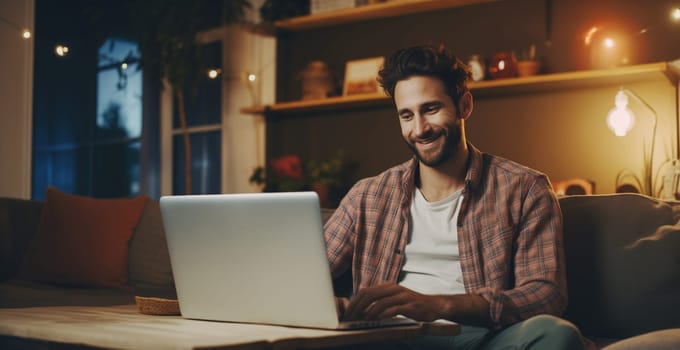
20, 187, 148, 289
0, 198, 43, 282
560, 194, 680, 339
128, 199, 176, 299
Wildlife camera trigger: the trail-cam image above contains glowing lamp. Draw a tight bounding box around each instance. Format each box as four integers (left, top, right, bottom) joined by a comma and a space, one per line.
606, 89, 635, 136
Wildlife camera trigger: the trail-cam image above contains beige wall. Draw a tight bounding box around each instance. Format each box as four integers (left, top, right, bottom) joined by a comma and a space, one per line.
0, 0, 33, 199
468, 76, 677, 195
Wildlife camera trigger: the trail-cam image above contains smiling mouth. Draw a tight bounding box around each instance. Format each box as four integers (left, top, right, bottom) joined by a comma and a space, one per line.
415, 133, 443, 146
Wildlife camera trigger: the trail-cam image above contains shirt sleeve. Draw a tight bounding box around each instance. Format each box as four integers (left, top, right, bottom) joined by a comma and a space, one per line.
478, 175, 568, 328
323, 185, 359, 279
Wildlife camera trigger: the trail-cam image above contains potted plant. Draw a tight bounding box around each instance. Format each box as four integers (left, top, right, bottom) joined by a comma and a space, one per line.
249, 151, 354, 207
249, 154, 306, 192
306, 151, 353, 207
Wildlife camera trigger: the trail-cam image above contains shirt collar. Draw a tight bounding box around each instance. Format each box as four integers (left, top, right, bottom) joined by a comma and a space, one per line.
465, 142, 483, 192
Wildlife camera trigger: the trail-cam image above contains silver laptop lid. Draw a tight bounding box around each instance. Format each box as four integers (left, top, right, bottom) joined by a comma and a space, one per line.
160, 191, 340, 329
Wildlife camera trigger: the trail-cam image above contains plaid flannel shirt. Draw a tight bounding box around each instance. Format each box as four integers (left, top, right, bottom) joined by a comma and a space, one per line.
324, 143, 567, 329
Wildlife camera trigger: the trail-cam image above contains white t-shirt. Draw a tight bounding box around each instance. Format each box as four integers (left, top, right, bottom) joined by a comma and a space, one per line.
398, 187, 466, 295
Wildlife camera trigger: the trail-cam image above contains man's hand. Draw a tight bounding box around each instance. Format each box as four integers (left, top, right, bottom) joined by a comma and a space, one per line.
335, 297, 350, 319
344, 283, 450, 322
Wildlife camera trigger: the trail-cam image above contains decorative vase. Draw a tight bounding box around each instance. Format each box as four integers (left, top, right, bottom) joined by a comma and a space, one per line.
467, 54, 486, 82
299, 61, 335, 100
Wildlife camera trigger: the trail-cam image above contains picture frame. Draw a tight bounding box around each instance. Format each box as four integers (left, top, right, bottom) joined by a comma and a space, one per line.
342, 57, 385, 96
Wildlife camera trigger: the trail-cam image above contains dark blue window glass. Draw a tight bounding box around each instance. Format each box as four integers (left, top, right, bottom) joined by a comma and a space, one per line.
92, 141, 141, 198
172, 41, 222, 128
32, 146, 90, 197
172, 131, 221, 195
32, 36, 143, 200
97, 39, 142, 140
170, 40, 222, 195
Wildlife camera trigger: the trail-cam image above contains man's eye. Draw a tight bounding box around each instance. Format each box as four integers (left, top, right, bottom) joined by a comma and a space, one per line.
426, 106, 440, 113
400, 114, 413, 120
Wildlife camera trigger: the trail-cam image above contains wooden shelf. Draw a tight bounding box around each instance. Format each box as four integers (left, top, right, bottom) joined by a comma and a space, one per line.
471, 61, 674, 97
241, 92, 388, 115
664, 59, 680, 85
275, 0, 498, 31
241, 61, 677, 116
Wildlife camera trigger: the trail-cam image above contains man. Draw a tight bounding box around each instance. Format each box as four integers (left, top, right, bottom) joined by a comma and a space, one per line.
323, 45, 586, 349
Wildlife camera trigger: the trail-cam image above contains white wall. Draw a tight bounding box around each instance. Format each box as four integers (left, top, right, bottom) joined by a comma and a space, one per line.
221, 26, 275, 193
0, 0, 34, 199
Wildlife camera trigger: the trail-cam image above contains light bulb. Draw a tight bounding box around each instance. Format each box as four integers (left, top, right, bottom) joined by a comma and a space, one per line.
121, 62, 128, 70
248, 73, 257, 82
22, 30, 31, 39
607, 90, 635, 136
672, 7, 680, 21
603, 38, 615, 48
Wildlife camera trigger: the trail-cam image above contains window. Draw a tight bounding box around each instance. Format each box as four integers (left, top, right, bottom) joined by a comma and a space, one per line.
94, 38, 143, 197
168, 41, 223, 195
32, 37, 143, 199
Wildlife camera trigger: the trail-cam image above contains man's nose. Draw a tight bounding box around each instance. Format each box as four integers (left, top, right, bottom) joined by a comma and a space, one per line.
413, 115, 431, 136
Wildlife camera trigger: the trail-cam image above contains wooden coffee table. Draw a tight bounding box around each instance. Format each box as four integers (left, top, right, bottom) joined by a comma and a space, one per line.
0, 304, 460, 349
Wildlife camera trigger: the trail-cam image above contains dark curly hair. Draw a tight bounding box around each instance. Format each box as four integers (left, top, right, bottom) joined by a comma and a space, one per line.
377, 45, 471, 106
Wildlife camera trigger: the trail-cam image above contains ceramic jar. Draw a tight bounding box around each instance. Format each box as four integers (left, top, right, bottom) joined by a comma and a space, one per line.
299, 61, 335, 100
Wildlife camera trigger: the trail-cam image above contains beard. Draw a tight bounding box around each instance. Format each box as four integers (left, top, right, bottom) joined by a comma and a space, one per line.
405, 124, 462, 167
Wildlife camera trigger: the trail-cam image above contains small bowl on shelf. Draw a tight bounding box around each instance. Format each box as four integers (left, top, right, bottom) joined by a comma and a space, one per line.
516, 60, 541, 77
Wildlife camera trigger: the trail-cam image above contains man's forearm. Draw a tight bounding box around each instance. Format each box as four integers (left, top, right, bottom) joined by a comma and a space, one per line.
439, 293, 491, 328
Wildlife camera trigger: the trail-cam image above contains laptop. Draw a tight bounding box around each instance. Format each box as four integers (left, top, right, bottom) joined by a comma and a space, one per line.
159, 191, 418, 330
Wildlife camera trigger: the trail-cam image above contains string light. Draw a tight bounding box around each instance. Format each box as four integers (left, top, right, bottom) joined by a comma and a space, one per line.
0, 16, 32, 40
55, 45, 69, 57
207, 68, 221, 79
248, 73, 257, 82
121, 62, 128, 70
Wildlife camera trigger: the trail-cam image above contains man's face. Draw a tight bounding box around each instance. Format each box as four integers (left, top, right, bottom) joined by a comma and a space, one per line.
394, 76, 463, 167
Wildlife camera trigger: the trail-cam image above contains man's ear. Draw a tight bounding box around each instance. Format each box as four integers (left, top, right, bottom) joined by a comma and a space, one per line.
457, 91, 473, 121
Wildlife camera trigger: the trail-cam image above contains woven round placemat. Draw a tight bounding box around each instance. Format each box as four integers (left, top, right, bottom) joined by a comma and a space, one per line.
135, 296, 181, 316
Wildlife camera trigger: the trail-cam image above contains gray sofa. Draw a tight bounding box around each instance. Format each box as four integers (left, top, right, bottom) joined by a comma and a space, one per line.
1, 193, 679, 349
559, 194, 680, 348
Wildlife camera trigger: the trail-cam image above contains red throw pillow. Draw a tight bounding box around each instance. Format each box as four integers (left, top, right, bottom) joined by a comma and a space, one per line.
20, 186, 148, 288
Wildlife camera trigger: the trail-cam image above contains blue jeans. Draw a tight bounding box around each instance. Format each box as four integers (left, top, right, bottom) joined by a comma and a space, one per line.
336, 315, 586, 350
